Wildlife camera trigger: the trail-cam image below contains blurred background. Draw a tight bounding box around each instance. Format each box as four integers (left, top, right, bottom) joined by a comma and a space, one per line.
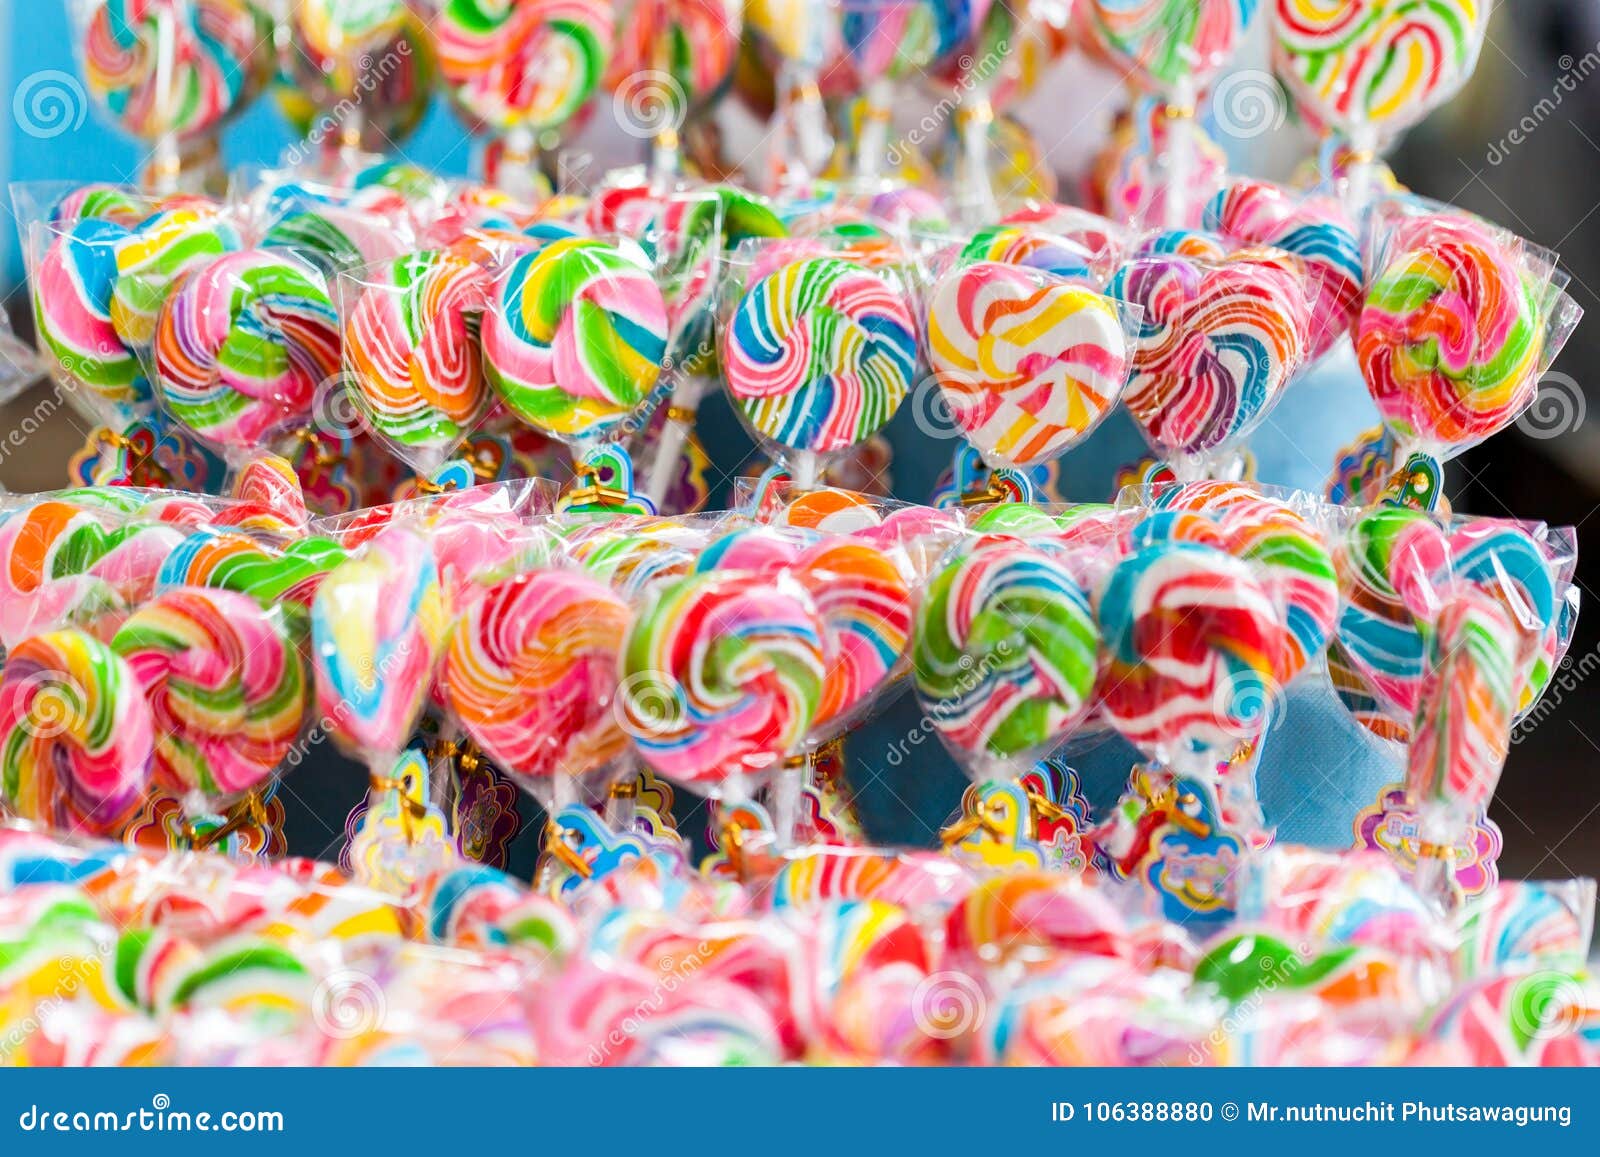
0, 2, 1596, 887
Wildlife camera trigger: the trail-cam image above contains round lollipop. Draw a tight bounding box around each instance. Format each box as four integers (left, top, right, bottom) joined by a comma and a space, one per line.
1357, 213, 1561, 461
1271, 0, 1489, 207
926, 260, 1132, 473
721, 254, 916, 486
744, 0, 839, 185
619, 570, 827, 795
443, 568, 631, 808
432, 0, 616, 195
912, 538, 1101, 778
343, 249, 494, 474
1109, 249, 1310, 477
154, 249, 342, 457
0, 628, 153, 836
278, 0, 437, 163
74, 0, 276, 190
1094, 535, 1286, 774
482, 237, 669, 453
925, 0, 1019, 220
111, 588, 308, 807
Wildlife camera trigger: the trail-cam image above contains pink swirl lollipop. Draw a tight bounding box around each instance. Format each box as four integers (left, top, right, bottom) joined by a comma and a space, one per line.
442, 569, 631, 804
1109, 249, 1309, 469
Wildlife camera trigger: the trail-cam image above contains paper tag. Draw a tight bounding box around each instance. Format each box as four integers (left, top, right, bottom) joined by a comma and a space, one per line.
349, 751, 457, 894
1353, 782, 1501, 898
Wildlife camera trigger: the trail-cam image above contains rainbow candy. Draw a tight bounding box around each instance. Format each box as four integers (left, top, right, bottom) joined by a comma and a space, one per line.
345, 250, 493, 466
1271, 0, 1487, 142
927, 261, 1130, 469
111, 588, 308, 804
32, 218, 147, 421
1204, 179, 1362, 362
0, 629, 153, 836
913, 540, 1100, 764
0, 501, 130, 649
434, 0, 615, 133
723, 256, 916, 455
1109, 251, 1308, 461
1406, 588, 1517, 816
1095, 538, 1285, 766
154, 250, 341, 453
279, 0, 437, 149
607, 0, 742, 107
157, 530, 348, 607
1357, 217, 1545, 454
442, 569, 630, 790
619, 571, 826, 789
310, 526, 447, 760
482, 238, 668, 444
959, 226, 1101, 286
80, 0, 275, 141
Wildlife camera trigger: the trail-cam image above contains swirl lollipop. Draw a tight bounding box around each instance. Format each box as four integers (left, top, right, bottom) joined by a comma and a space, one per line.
926, 260, 1133, 474
744, 0, 839, 185
912, 538, 1101, 778
278, 0, 437, 164
1204, 179, 1362, 363
1271, 0, 1488, 207
619, 570, 827, 795
606, 0, 742, 177
432, 0, 616, 195
1357, 213, 1570, 467
311, 524, 447, 762
344, 249, 494, 474
443, 568, 630, 809
482, 237, 668, 453
154, 249, 342, 457
721, 254, 916, 487
111, 588, 308, 807
0, 629, 153, 836
1109, 249, 1309, 477
75, 0, 276, 189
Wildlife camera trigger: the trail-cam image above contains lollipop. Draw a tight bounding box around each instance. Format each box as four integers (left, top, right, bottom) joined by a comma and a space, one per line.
154, 250, 342, 454
0, 629, 153, 836
0, 502, 130, 650
1109, 251, 1309, 471
311, 525, 447, 760
1357, 215, 1550, 455
1075, 0, 1256, 94
926, 261, 1131, 470
1204, 179, 1362, 362
1095, 538, 1286, 768
111, 589, 308, 805
958, 226, 1103, 287
279, 0, 437, 156
111, 204, 245, 359
78, 0, 275, 181
619, 571, 826, 791
722, 256, 916, 480
433, 0, 615, 140
912, 539, 1101, 770
442, 569, 630, 803
31, 218, 148, 425
482, 238, 668, 448
1270, 0, 1488, 147
344, 249, 494, 471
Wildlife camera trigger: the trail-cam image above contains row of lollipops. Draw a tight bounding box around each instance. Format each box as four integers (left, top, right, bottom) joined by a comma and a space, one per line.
61, 0, 1495, 222
17, 161, 1583, 536
0, 471, 1577, 922
1, 816, 1596, 1065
